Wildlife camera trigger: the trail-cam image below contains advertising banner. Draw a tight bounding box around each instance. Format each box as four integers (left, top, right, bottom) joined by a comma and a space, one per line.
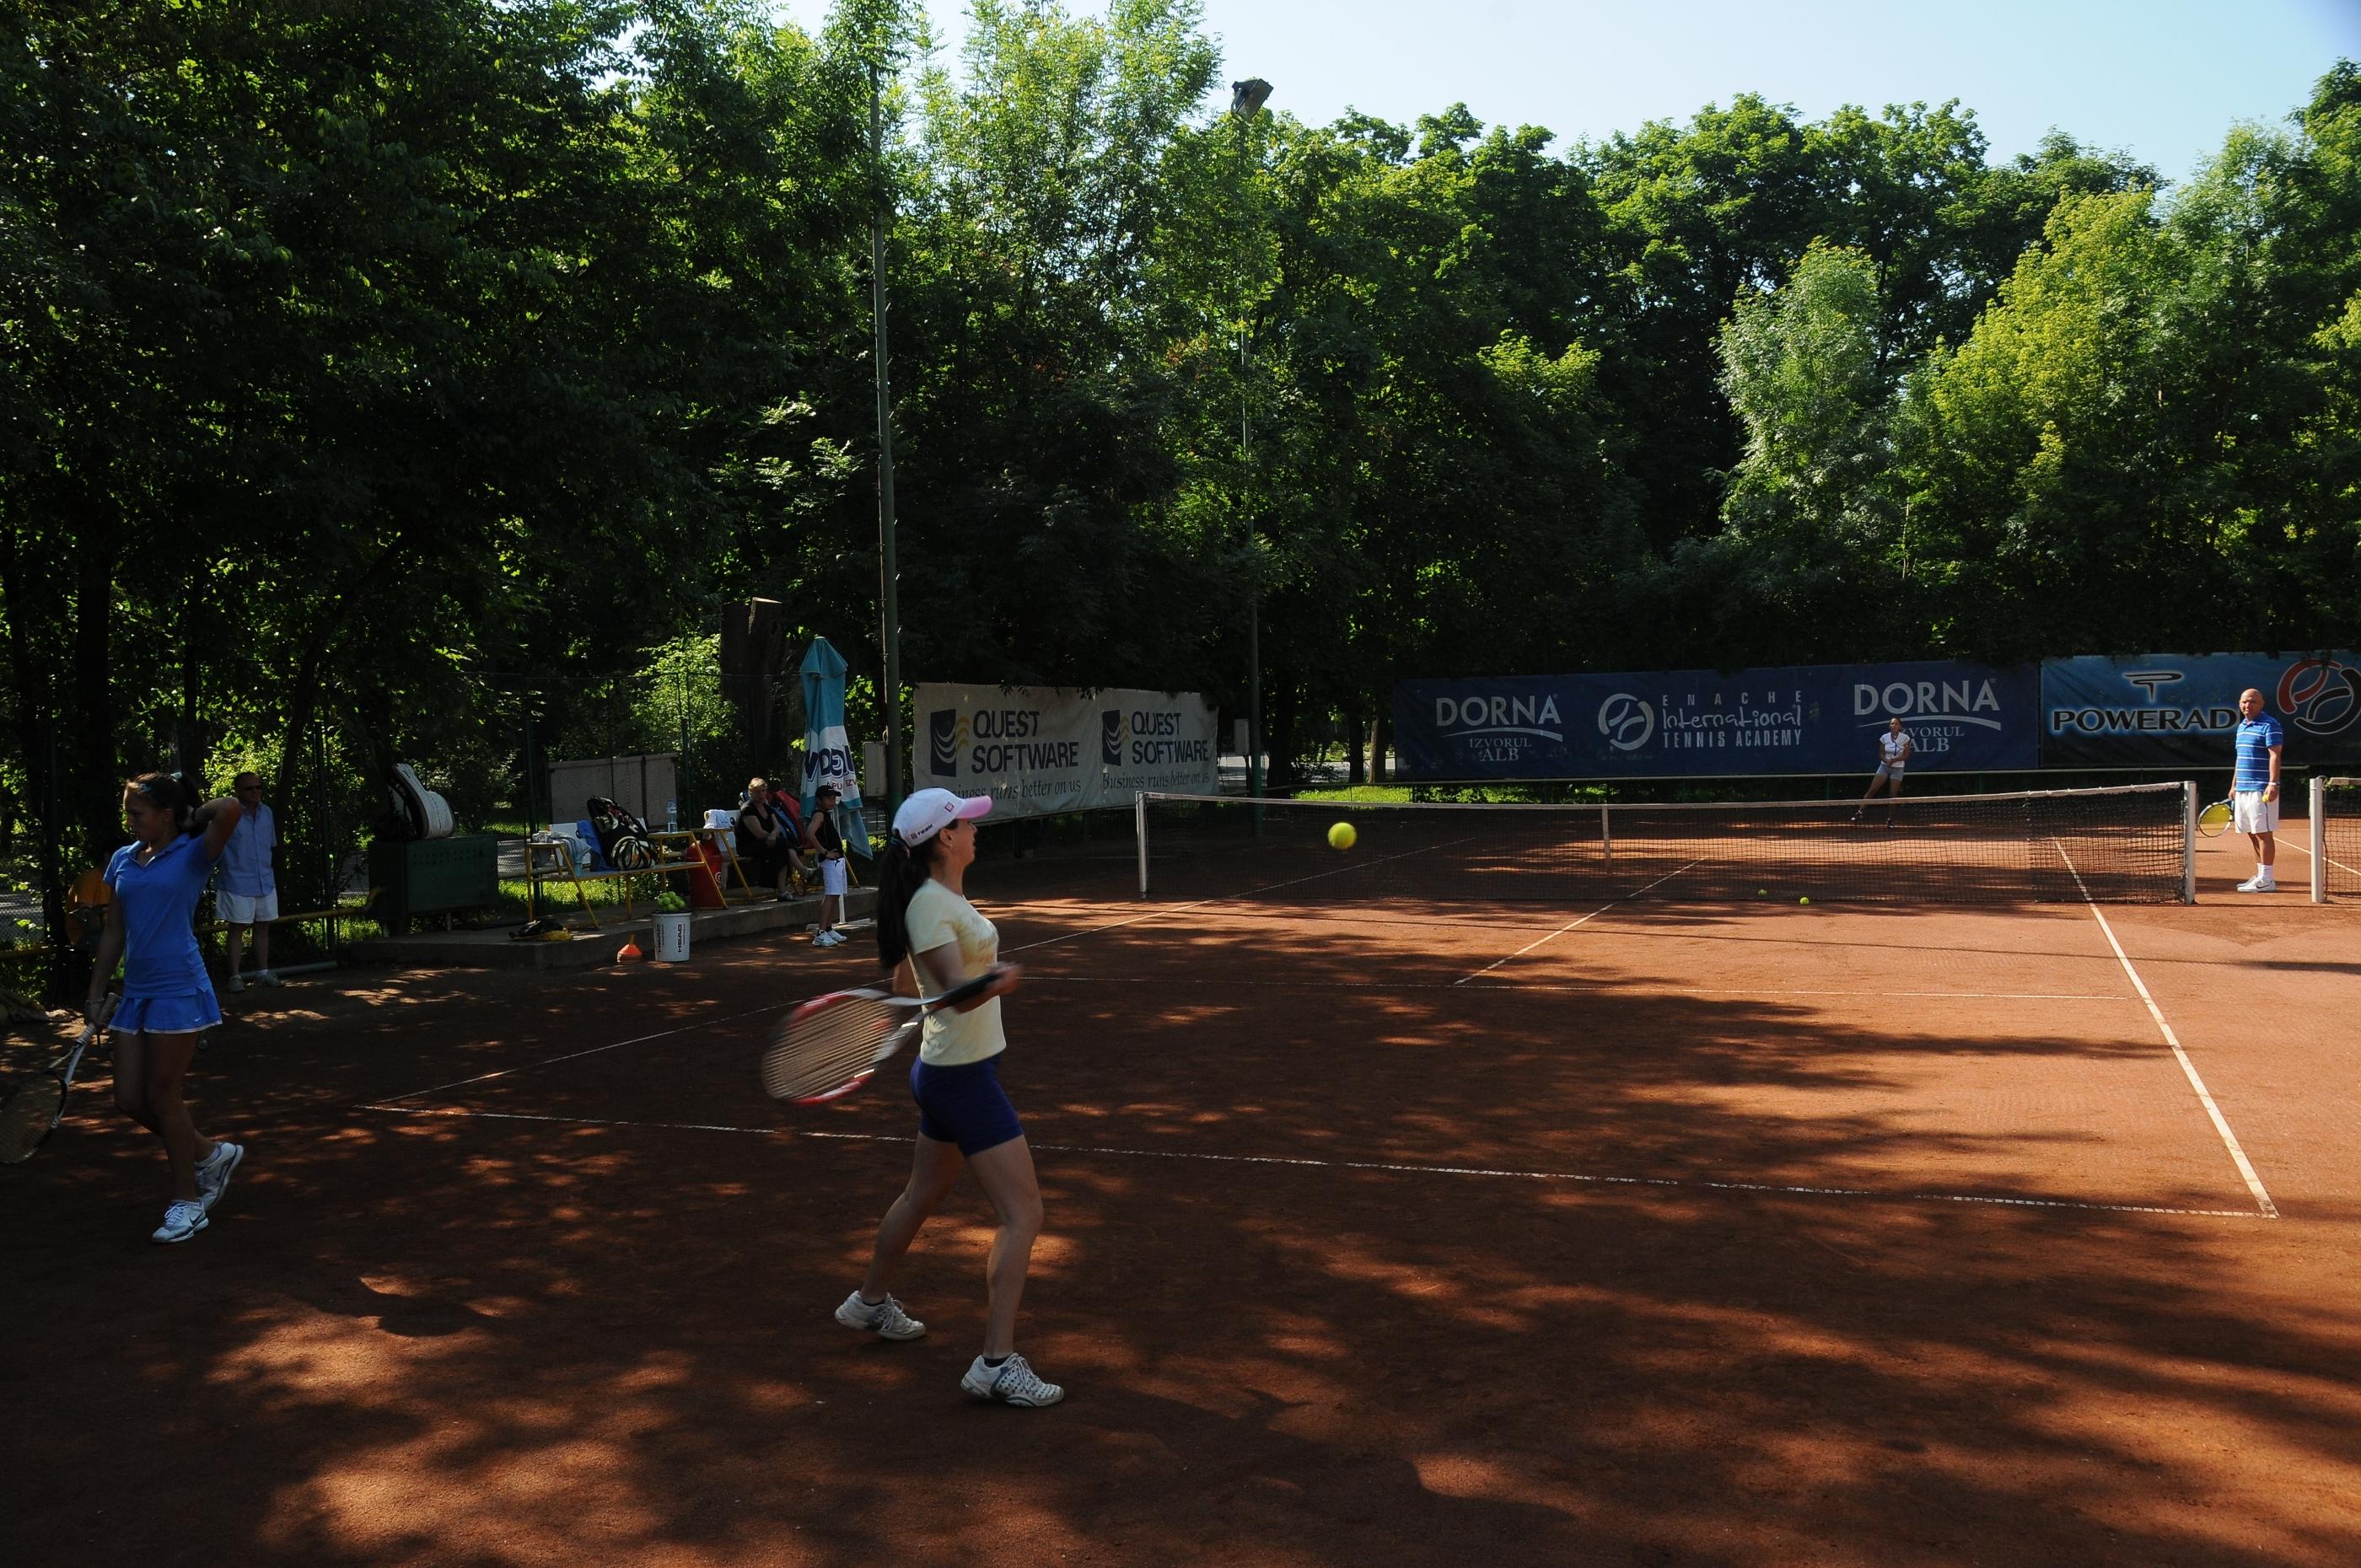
2039, 652, 2361, 767
798, 637, 873, 856
1394, 661, 2040, 780
913, 684, 1218, 817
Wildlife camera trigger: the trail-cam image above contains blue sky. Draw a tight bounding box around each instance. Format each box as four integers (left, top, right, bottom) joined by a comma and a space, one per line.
776, 0, 2361, 181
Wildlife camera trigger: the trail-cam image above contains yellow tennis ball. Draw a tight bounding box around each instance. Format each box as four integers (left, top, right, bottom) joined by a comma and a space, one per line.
1327, 820, 1357, 851
1756, 888, 1767, 897
1798, 895, 1811, 905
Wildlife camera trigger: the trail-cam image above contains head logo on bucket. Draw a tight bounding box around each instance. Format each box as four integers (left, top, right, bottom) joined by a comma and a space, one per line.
927, 710, 965, 778
1100, 709, 1126, 766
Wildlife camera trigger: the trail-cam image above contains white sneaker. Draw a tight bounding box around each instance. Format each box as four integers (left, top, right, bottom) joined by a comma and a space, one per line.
225, 973, 245, 993
196, 1141, 245, 1212
961, 1352, 1064, 1406
152, 1200, 208, 1243
834, 1291, 925, 1340
2237, 876, 2277, 893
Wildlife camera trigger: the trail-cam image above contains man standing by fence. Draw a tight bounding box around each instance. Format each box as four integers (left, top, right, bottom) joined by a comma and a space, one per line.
220, 771, 282, 988
2233, 688, 2283, 894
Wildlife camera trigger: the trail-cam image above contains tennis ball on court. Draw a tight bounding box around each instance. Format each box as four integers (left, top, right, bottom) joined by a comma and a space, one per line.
1328, 820, 1358, 851
1756, 888, 1767, 897
1798, 896, 1811, 905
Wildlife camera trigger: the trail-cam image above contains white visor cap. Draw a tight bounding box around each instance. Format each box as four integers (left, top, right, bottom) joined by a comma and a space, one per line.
892, 787, 992, 846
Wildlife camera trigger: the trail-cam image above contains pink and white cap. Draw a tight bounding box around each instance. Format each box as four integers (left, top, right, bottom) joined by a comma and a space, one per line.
892, 787, 992, 846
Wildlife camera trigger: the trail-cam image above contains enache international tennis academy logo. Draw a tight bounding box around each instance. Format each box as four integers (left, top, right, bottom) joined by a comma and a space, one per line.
2277, 657, 2361, 739
1596, 693, 1654, 752
927, 709, 966, 778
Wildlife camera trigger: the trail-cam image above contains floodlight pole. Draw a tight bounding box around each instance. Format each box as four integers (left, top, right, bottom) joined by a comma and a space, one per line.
1230, 78, 1271, 803
871, 58, 904, 830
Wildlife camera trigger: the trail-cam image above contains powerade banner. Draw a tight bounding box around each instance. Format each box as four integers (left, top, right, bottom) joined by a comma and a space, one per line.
913, 683, 1218, 818
798, 637, 873, 856
1394, 661, 2039, 780
2040, 652, 2361, 767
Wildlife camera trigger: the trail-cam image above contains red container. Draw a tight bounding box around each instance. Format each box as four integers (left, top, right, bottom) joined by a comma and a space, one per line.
688, 840, 727, 908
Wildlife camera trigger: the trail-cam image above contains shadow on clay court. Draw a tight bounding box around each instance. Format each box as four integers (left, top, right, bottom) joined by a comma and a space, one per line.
5, 862, 2358, 1567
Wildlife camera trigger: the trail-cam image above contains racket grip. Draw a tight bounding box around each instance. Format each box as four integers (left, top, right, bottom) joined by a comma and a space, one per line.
922, 965, 1008, 1014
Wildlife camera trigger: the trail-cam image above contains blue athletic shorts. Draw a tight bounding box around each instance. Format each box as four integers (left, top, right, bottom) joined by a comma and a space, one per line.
910, 1055, 1024, 1156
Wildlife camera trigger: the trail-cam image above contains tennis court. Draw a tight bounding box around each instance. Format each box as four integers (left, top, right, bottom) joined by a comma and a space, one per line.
8, 798, 2360, 1567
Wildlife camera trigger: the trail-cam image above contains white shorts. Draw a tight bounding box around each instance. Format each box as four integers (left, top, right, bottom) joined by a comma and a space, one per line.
1874, 761, 1907, 781
218, 889, 279, 925
2232, 791, 2278, 835
820, 859, 849, 897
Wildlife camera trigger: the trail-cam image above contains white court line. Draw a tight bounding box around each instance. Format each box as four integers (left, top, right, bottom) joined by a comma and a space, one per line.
1021, 975, 2122, 1001
354, 1104, 2269, 1221
1452, 862, 1701, 986
2276, 835, 2361, 880
368, 1002, 788, 1105
2052, 840, 2279, 1219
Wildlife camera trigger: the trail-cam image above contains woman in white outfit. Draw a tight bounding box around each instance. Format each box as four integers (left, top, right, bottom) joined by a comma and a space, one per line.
1851, 718, 1912, 824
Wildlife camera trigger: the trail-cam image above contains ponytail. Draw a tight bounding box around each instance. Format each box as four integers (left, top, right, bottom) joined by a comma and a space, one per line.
874, 830, 942, 972
126, 771, 202, 835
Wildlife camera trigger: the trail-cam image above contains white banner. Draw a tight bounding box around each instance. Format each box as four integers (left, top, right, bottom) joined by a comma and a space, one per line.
913, 684, 1219, 818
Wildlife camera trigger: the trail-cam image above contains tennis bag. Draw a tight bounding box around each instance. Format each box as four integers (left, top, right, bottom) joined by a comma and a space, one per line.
586, 797, 656, 871
387, 763, 456, 841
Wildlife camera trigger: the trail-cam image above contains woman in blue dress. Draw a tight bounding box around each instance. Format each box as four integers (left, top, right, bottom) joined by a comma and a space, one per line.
86, 772, 246, 1243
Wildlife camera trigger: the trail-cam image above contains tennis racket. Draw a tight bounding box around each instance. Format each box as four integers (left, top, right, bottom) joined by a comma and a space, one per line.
2197, 797, 2235, 837
0, 1003, 111, 1164
761, 966, 1010, 1104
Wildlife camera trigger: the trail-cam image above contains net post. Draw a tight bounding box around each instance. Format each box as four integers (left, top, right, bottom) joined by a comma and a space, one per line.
1136, 791, 1151, 899
2312, 776, 2327, 905
2181, 781, 2197, 905
1600, 803, 1612, 862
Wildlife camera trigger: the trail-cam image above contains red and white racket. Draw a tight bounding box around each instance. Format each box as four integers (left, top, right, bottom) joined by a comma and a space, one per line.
760, 966, 1009, 1104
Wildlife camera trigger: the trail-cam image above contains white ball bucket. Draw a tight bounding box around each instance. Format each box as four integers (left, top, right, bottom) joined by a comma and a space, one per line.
651, 910, 691, 964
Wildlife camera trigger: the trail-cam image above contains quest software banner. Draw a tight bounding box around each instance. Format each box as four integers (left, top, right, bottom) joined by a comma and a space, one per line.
2040, 652, 2361, 767
913, 683, 1218, 819
1394, 661, 2039, 780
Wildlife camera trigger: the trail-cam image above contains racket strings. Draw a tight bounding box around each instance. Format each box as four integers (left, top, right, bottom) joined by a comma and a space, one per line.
761, 999, 903, 1102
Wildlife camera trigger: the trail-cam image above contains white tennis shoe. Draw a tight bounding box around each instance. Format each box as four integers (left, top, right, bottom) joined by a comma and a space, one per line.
835, 1291, 925, 1340
196, 1141, 245, 1212
2236, 875, 2278, 893
961, 1352, 1064, 1407
152, 1200, 208, 1243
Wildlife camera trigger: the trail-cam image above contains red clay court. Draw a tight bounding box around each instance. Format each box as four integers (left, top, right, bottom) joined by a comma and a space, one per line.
8, 803, 2359, 1568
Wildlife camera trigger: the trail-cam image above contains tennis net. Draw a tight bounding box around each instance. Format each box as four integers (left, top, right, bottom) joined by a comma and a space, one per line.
2313, 777, 2361, 902
1135, 782, 2194, 905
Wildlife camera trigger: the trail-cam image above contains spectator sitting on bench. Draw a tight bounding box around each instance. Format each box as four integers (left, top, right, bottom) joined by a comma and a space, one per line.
736, 777, 807, 901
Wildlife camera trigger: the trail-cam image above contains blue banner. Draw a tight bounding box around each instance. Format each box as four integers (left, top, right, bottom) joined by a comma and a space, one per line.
2040, 652, 2361, 767
799, 637, 874, 856
1394, 661, 2040, 780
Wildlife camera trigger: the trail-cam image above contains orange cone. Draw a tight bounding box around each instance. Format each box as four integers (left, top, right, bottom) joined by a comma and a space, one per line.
616, 938, 645, 963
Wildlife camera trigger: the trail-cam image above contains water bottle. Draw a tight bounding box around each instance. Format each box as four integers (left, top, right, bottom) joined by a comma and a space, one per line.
665, 798, 678, 831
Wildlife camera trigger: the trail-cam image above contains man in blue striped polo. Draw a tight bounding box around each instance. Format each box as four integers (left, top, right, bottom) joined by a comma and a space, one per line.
2232, 688, 2283, 893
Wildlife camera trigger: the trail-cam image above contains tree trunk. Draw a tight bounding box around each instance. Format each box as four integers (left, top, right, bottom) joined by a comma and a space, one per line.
719, 598, 787, 766
1345, 691, 1366, 784
1371, 702, 1391, 783
1267, 675, 1299, 793
68, 501, 119, 866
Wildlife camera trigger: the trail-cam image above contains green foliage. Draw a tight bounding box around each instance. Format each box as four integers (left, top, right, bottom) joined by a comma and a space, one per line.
0, 0, 2354, 943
